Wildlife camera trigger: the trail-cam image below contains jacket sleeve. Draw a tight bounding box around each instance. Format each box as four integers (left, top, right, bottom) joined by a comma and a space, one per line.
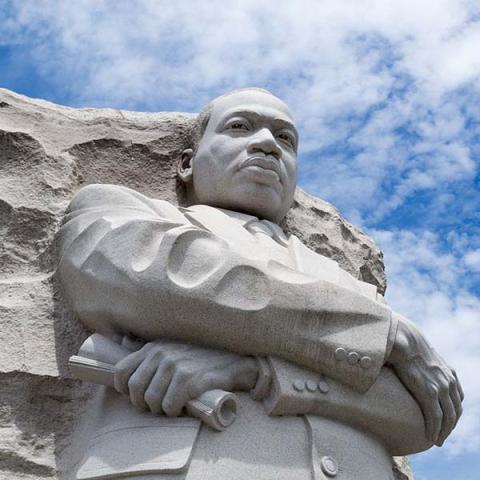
263, 357, 431, 455
57, 183, 395, 393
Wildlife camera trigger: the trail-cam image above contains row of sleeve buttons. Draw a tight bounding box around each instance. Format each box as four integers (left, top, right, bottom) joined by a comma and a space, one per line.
334, 347, 372, 369
292, 379, 329, 394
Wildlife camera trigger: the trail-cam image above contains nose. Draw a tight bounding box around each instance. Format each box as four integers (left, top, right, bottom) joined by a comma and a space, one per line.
247, 128, 281, 158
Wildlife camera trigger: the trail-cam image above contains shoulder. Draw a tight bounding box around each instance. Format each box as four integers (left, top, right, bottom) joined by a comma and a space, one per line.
67, 184, 150, 211
66, 184, 184, 221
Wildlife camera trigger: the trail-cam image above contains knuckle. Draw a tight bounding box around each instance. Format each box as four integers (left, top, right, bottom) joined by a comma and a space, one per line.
162, 398, 176, 416
449, 380, 459, 393
439, 381, 450, 395
144, 389, 155, 403
163, 358, 175, 370
114, 361, 130, 380
150, 348, 165, 361
175, 365, 193, 381
427, 383, 439, 396
127, 376, 141, 393
129, 385, 146, 408
113, 373, 127, 391
144, 390, 160, 409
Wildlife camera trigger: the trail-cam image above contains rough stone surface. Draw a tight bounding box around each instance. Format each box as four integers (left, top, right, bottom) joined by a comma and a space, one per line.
393, 456, 415, 480
0, 87, 410, 479
283, 189, 387, 295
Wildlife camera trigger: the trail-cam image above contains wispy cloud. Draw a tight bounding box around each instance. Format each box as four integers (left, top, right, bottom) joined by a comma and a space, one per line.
1, 0, 479, 469
2, 1, 479, 224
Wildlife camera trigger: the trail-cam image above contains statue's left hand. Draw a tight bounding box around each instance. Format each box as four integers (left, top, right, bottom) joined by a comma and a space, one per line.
388, 314, 464, 446
113, 340, 259, 416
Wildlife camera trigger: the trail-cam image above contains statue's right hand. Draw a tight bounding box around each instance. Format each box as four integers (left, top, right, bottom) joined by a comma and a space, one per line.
113, 339, 258, 417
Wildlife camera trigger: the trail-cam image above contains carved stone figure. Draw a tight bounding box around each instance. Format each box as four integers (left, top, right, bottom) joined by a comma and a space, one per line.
57, 88, 463, 480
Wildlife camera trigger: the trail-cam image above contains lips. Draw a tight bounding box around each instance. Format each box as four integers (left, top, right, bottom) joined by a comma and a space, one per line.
240, 155, 281, 182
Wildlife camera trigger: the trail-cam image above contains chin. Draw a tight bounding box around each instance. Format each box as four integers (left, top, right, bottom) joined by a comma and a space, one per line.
195, 183, 291, 222
227, 191, 286, 223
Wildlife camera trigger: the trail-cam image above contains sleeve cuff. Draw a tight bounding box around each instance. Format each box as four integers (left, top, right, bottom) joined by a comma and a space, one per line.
250, 356, 272, 401
384, 310, 398, 362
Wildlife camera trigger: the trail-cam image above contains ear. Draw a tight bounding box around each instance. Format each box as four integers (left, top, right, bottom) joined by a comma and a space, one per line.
178, 148, 194, 183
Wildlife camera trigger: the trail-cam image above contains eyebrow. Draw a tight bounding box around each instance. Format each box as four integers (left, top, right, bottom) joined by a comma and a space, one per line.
219, 109, 299, 140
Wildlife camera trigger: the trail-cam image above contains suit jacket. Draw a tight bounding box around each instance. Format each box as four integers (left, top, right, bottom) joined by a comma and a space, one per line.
58, 184, 431, 479
58, 183, 395, 393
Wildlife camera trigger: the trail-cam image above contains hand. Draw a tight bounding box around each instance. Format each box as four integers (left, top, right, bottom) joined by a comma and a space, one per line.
388, 314, 464, 446
114, 339, 259, 416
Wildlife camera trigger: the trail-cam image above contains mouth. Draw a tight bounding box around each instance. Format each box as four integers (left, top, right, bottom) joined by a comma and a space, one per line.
240, 155, 281, 184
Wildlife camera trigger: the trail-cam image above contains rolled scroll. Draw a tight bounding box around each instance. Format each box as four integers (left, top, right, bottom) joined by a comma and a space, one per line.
68, 333, 239, 431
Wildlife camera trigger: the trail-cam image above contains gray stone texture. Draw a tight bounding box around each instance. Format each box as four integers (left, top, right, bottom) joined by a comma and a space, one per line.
0, 87, 410, 479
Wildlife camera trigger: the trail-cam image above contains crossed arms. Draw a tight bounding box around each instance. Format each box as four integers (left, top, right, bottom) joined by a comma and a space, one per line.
57, 184, 462, 450
58, 184, 393, 390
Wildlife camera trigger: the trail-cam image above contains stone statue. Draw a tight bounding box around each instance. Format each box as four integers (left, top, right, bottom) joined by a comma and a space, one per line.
57, 88, 463, 480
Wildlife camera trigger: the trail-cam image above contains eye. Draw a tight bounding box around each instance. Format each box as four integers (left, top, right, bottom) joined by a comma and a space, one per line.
224, 117, 251, 131
231, 122, 248, 130
276, 130, 296, 149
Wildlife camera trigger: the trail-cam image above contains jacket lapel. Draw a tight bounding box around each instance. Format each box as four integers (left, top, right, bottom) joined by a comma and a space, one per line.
180, 204, 260, 258
181, 205, 374, 298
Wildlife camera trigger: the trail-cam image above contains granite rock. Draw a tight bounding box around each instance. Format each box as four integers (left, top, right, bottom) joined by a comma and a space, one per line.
0, 87, 407, 479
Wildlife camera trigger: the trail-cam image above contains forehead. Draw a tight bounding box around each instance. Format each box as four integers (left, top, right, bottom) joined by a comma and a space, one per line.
208, 90, 296, 128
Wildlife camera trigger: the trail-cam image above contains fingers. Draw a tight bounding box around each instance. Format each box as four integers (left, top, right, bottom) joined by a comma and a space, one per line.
422, 391, 443, 443
436, 389, 456, 446
162, 369, 193, 417
114, 342, 254, 418
144, 360, 175, 414
162, 365, 235, 417
162, 365, 213, 416
127, 352, 161, 409
452, 370, 465, 401
116, 345, 200, 415
114, 342, 155, 394
422, 369, 464, 445
450, 382, 463, 427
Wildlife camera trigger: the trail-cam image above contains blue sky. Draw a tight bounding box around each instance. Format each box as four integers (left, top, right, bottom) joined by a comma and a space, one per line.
1, 1, 479, 478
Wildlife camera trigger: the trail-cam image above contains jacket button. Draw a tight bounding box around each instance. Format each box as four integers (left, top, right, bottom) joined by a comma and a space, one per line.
320, 456, 338, 477
318, 381, 329, 394
347, 351, 359, 364
360, 356, 372, 369
334, 347, 347, 361
293, 380, 305, 392
306, 380, 317, 392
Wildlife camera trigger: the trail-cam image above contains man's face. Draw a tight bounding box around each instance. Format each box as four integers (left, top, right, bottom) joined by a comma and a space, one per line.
189, 90, 298, 223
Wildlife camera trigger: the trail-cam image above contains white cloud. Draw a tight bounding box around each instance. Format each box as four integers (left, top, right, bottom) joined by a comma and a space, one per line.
2, 0, 479, 465
464, 250, 480, 272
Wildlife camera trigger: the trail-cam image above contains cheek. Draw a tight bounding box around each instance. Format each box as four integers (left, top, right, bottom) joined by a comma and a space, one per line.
283, 156, 297, 186
192, 138, 243, 187
208, 136, 245, 164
